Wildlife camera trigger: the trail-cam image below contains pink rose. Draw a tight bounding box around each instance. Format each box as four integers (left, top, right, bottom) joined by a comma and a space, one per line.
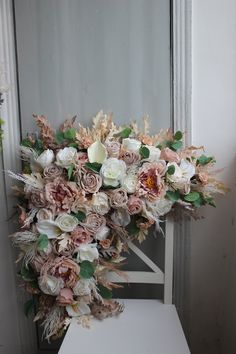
160, 147, 180, 163
105, 140, 121, 158
29, 190, 47, 208
43, 164, 64, 181
119, 149, 140, 165
127, 196, 143, 215
57, 288, 74, 306
71, 226, 92, 246
76, 152, 88, 165
82, 213, 106, 235
109, 188, 128, 209
77, 167, 102, 194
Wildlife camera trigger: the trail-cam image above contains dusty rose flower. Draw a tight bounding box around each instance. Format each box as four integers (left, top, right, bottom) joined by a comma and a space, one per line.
42, 256, 80, 288
119, 149, 140, 165
52, 239, 75, 257
109, 188, 128, 209
105, 140, 121, 158
138, 162, 166, 200
76, 152, 88, 165
99, 239, 112, 249
57, 288, 74, 306
71, 226, 92, 246
127, 196, 143, 215
29, 189, 47, 208
138, 218, 155, 230
45, 177, 80, 213
77, 167, 102, 194
160, 147, 180, 163
18, 206, 27, 227
43, 164, 64, 181
31, 253, 50, 273
82, 213, 106, 235
140, 135, 154, 146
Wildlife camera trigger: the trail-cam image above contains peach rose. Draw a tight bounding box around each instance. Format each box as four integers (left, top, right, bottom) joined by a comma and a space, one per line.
57, 288, 74, 306
109, 188, 128, 209
77, 167, 102, 194
71, 226, 92, 246
127, 196, 143, 215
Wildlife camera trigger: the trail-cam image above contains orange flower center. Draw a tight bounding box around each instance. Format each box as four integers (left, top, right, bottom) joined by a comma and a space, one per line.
145, 175, 156, 189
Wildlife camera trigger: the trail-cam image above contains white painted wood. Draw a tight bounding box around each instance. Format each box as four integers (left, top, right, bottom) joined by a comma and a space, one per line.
172, 0, 192, 331
107, 271, 164, 284
164, 217, 174, 304
0, 1, 37, 353
59, 300, 190, 354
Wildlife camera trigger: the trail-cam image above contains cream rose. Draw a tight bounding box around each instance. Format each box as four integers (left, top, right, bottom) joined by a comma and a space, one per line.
56, 147, 77, 168
95, 225, 110, 241
167, 160, 195, 183
91, 192, 110, 215
77, 243, 99, 262
38, 275, 64, 296
100, 158, 126, 187
36, 149, 54, 168
122, 138, 141, 152
56, 213, 78, 232
37, 208, 53, 221
111, 208, 131, 227
109, 188, 128, 209
145, 198, 173, 218
122, 174, 138, 193
146, 146, 161, 162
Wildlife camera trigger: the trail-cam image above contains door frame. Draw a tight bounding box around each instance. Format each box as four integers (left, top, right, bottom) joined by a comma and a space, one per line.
0, 0, 192, 352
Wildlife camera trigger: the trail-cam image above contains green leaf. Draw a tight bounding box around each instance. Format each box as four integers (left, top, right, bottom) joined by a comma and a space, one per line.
64, 128, 76, 140
85, 162, 102, 173
193, 195, 204, 208
21, 265, 36, 282
167, 165, 175, 175
73, 210, 86, 222
156, 144, 162, 149
55, 130, 65, 144
139, 146, 150, 159
126, 216, 140, 236
98, 284, 113, 299
67, 164, 74, 180
24, 298, 35, 317
174, 131, 183, 141
37, 234, 49, 251
170, 141, 183, 151
80, 261, 95, 279
21, 138, 33, 148
102, 184, 120, 190
204, 196, 216, 207
34, 139, 44, 154
197, 155, 214, 166
114, 127, 132, 138
166, 190, 180, 202
68, 142, 78, 148
184, 192, 200, 202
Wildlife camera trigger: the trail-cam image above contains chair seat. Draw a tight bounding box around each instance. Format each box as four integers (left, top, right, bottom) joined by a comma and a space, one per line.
59, 299, 190, 354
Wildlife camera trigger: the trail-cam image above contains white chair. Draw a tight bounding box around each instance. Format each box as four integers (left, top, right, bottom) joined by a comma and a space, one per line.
59, 218, 190, 354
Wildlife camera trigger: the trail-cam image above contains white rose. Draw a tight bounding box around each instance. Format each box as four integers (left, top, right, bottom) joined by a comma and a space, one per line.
36, 149, 54, 168
179, 159, 195, 180
95, 225, 110, 241
77, 243, 99, 262
73, 279, 95, 296
36, 220, 61, 239
38, 275, 64, 295
56, 213, 78, 232
111, 208, 131, 227
91, 192, 110, 215
146, 146, 161, 162
56, 147, 77, 168
87, 141, 107, 163
122, 138, 141, 152
145, 198, 173, 218
167, 160, 195, 184
100, 158, 126, 187
66, 302, 91, 317
37, 208, 53, 221
122, 174, 138, 194
167, 162, 183, 183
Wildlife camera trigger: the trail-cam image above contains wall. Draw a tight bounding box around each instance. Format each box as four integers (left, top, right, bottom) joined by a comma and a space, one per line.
190, 1, 236, 353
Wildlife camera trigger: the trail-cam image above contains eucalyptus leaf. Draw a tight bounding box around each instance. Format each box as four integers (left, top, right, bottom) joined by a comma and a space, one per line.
80, 261, 95, 279
170, 141, 183, 151
197, 155, 214, 166
114, 127, 132, 138
21, 138, 33, 148
73, 210, 86, 222
184, 192, 200, 202
167, 165, 175, 175
126, 216, 140, 236
67, 164, 74, 180
55, 130, 65, 144
139, 146, 150, 159
174, 131, 183, 141
21, 264, 36, 282
64, 128, 76, 140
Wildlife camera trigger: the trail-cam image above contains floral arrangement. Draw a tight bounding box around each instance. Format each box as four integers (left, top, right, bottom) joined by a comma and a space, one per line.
9, 111, 226, 341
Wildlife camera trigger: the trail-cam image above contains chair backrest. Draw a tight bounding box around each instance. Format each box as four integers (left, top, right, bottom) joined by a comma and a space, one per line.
107, 216, 174, 304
